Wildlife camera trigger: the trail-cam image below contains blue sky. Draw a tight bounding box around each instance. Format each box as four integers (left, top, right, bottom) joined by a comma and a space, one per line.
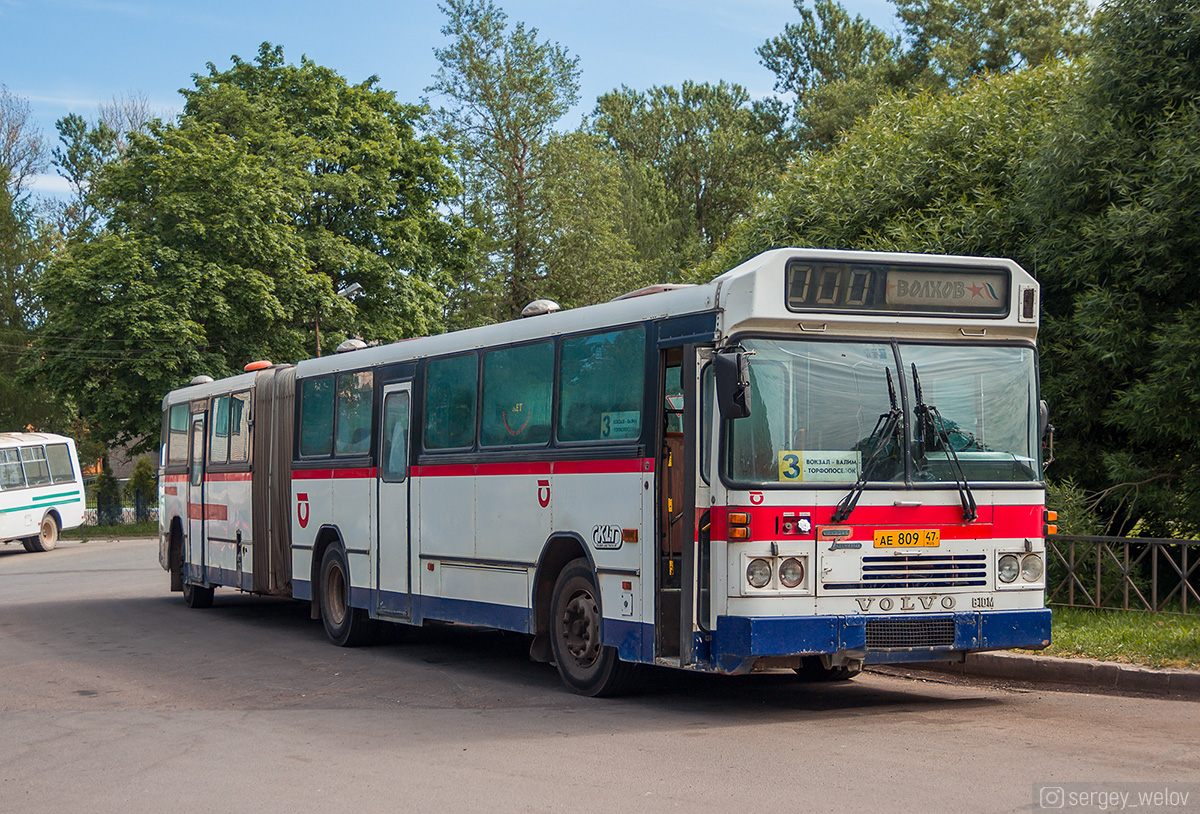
2, 0, 899, 196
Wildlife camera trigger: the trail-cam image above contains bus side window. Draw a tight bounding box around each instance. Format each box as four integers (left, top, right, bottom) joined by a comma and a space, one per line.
228, 392, 251, 463
481, 341, 552, 447
0, 448, 24, 490
558, 327, 645, 443
45, 444, 75, 483
424, 354, 477, 450
299, 376, 335, 457
20, 446, 51, 487
335, 371, 373, 457
210, 395, 230, 464
167, 404, 189, 466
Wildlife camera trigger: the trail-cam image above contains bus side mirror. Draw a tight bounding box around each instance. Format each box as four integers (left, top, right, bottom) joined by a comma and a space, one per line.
1039, 400, 1050, 440
714, 352, 751, 419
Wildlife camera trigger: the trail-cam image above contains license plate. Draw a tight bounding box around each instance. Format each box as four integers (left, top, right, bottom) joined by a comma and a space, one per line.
873, 529, 940, 548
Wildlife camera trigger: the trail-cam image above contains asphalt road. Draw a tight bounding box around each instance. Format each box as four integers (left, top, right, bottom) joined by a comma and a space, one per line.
2, 538, 1197, 814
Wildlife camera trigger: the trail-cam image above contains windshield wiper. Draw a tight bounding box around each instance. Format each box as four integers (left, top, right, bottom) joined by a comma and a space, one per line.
911, 363, 978, 522
831, 368, 903, 524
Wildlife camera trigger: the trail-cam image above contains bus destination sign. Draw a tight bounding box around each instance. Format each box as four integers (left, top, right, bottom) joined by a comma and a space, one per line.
784, 260, 1010, 316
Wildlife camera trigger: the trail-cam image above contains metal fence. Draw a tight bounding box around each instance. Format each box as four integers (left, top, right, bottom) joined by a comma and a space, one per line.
1047, 535, 1200, 614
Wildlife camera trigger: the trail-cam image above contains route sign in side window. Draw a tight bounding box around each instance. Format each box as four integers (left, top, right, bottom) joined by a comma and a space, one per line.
20, 446, 50, 487
424, 354, 478, 450
482, 341, 553, 447
167, 404, 189, 465
46, 444, 75, 483
299, 376, 335, 457
335, 371, 374, 457
558, 327, 645, 443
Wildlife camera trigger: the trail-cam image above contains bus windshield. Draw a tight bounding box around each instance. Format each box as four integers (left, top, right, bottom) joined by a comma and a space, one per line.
726, 339, 1039, 485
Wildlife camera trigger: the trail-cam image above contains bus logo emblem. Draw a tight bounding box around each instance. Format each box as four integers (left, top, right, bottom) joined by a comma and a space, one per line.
297, 493, 310, 529
537, 479, 550, 508
749, 491, 764, 505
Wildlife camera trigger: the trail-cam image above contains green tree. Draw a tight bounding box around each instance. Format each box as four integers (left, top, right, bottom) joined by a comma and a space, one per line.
759, 0, 1089, 150
429, 0, 580, 325
1027, 0, 1200, 535
592, 81, 789, 275
35, 44, 470, 451
757, 0, 903, 149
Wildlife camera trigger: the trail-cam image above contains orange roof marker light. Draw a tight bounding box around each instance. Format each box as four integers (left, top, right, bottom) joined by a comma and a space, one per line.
243, 360, 274, 372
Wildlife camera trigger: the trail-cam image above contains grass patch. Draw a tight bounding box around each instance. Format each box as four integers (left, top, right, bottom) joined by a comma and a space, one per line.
1034, 606, 1200, 670
63, 521, 158, 540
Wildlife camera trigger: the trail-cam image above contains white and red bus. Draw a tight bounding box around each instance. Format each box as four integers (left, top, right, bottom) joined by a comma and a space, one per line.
159, 248, 1052, 695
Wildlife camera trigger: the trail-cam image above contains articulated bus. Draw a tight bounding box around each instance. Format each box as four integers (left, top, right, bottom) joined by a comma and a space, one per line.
158, 248, 1052, 695
1, 432, 85, 552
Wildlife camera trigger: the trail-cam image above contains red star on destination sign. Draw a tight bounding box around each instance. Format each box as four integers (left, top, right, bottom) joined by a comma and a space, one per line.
968, 282, 985, 298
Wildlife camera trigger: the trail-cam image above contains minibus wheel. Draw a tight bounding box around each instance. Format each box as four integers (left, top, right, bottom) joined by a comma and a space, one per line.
182, 580, 214, 609
25, 513, 59, 552
549, 558, 638, 697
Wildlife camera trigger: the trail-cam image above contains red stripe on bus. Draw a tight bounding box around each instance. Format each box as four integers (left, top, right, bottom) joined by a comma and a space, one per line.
204, 472, 253, 482
187, 503, 228, 521
712, 503, 1042, 541
292, 467, 379, 480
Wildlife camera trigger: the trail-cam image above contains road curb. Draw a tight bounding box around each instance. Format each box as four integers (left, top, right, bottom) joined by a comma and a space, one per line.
903, 651, 1200, 698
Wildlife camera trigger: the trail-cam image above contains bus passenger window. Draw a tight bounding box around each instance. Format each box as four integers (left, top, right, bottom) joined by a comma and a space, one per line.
20, 446, 50, 487
299, 376, 335, 457
482, 341, 552, 447
228, 392, 251, 462
558, 327, 645, 443
46, 444, 75, 483
424, 354, 477, 450
167, 404, 189, 466
0, 449, 25, 490
210, 395, 230, 464
335, 371, 373, 457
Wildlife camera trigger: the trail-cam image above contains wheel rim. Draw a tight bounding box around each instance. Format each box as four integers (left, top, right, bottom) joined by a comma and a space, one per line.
40, 517, 57, 546
559, 587, 601, 668
325, 560, 347, 627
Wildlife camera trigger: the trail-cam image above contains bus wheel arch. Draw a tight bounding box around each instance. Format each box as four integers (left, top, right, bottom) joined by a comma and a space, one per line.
530, 533, 592, 663
309, 525, 343, 621
25, 510, 61, 552
315, 534, 374, 647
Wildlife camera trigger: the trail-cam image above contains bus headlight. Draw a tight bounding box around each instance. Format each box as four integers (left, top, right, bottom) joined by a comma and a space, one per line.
779, 557, 805, 589
998, 554, 1020, 584
1021, 553, 1044, 582
747, 558, 772, 589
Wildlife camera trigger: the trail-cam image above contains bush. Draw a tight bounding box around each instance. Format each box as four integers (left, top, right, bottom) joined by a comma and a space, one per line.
124, 456, 157, 522
93, 460, 122, 526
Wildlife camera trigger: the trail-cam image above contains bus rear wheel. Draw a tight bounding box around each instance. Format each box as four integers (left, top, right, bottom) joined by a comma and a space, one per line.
319, 545, 373, 647
25, 514, 59, 552
549, 558, 638, 697
182, 580, 214, 609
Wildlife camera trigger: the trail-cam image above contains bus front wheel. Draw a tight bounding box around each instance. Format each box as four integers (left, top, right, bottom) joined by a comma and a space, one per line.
319, 545, 373, 647
182, 580, 214, 609
549, 558, 637, 697
25, 514, 59, 552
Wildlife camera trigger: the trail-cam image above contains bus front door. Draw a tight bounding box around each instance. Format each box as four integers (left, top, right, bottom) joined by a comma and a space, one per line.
187, 411, 207, 584
375, 384, 413, 619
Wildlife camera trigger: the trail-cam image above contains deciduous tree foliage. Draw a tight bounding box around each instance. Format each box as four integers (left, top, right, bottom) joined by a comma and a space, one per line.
35, 44, 470, 451
1028, 0, 1200, 534
429, 0, 580, 325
